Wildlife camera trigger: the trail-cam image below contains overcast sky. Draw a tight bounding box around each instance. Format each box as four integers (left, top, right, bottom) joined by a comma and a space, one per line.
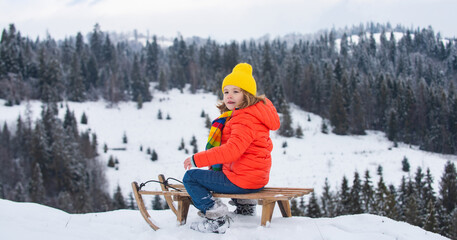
1, 0, 456, 43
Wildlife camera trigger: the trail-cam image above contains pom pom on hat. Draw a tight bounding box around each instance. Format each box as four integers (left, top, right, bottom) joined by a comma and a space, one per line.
222, 63, 257, 96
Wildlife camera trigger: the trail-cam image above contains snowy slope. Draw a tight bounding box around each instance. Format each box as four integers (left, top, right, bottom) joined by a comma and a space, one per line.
0, 199, 449, 240
0, 86, 455, 239
1, 87, 454, 197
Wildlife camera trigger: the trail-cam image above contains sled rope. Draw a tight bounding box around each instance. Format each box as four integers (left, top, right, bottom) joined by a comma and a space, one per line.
138, 177, 184, 192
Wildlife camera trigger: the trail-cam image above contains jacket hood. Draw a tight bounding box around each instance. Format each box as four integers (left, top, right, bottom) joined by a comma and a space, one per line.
234, 97, 280, 131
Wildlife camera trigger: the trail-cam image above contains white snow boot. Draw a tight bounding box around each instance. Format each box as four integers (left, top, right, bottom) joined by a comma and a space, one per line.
190, 215, 231, 234
191, 198, 231, 233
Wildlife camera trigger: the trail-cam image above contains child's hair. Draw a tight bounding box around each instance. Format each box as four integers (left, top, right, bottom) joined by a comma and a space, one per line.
217, 89, 266, 113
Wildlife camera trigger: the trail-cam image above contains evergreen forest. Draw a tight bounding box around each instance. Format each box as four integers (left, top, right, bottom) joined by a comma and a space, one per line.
1, 22, 457, 238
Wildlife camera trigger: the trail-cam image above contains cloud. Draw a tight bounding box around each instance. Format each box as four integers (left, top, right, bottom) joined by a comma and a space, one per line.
1, 0, 456, 42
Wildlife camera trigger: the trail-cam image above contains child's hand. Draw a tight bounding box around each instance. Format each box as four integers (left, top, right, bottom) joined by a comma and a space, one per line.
184, 157, 192, 170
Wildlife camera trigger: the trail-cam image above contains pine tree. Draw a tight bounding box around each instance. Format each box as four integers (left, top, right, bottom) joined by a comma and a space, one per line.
146, 36, 159, 82
151, 150, 158, 161
321, 120, 329, 134
337, 176, 351, 215
330, 83, 348, 135
290, 198, 302, 216
123, 132, 128, 144
205, 115, 211, 129
152, 195, 164, 210
295, 125, 304, 138
423, 200, 438, 233
306, 192, 322, 218
350, 89, 366, 135
321, 178, 337, 217
449, 209, 457, 239
401, 156, 410, 172
415, 167, 428, 225
57, 191, 74, 212
157, 70, 168, 92
113, 185, 126, 209
131, 55, 151, 102
298, 196, 306, 215
387, 109, 397, 142
81, 112, 88, 124
12, 182, 26, 202
349, 171, 363, 214
178, 138, 185, 151
107, 156, 115, 168
128, 192, 136, 210
29, 162, 45, 203
68, 53, 85, 102
404, 192, 421, 227
279, 105, 294, 137
385, 185, 400, 220
439, 161, 457, 214
361, 170, 374, 213
373, 173, 389, 216
423, 168, 436, 210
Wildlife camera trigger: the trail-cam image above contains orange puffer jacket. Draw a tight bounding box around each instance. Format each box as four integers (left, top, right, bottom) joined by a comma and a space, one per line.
193, 98, 280, 189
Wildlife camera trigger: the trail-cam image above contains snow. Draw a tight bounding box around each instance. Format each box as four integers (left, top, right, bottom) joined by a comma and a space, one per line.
0, 85, 455, 239
0, 199, 448, 240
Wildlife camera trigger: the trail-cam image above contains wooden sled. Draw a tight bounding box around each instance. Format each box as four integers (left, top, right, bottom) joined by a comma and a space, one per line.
132, 174, 313, 230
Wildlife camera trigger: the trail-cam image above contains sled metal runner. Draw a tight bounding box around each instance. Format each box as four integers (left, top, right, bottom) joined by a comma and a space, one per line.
132, 174, 313, 230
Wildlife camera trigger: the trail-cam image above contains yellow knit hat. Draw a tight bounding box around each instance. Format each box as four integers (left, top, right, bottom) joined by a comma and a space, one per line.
222, 63, 257, 96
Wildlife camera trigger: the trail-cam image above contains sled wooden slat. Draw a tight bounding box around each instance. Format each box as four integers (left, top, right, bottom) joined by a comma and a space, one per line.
132, 175, 313, 230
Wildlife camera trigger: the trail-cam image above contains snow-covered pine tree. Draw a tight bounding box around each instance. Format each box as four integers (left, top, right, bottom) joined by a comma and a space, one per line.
349, 171, 363, 214
330, 81, 349, 135
414, 167, 428, 225
337, 176, 351, 216
290, 198, 302, 216
113, 185, 126, 209
29, 162, 45, 203
279, 105, 294, 137
385, 185, 400, 221
403, 177, 422, 227
372, 172, 389, 216
423, 199, 438, 233
321, 178, 337, 217
306, 192, 322, 218
439, 161, 457, 215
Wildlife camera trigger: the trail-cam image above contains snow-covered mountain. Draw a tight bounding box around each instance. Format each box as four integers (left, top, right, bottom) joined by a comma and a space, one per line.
0, 86, 455, 239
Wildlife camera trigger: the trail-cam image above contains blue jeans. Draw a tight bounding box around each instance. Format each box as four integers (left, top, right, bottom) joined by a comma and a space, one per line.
183, 169, 263, 213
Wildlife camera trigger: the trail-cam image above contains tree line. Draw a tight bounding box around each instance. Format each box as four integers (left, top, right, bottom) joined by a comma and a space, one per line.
1, 22, 456, 153
293, 161, 457, 239
0, 102, 118, 213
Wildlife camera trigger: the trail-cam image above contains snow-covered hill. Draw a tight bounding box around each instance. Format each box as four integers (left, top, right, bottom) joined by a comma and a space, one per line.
0, 199, 448, 240
1, 87, 454, 197
0, 86, 455, 239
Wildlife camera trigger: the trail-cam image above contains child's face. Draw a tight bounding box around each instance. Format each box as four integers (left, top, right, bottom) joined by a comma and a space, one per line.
223, 85, 244, 110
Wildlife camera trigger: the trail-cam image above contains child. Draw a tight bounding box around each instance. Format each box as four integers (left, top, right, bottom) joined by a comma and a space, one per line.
183, 62, 280, 233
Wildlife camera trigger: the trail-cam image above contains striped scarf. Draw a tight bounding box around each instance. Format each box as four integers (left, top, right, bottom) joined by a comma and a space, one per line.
206, 110, 233, 171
